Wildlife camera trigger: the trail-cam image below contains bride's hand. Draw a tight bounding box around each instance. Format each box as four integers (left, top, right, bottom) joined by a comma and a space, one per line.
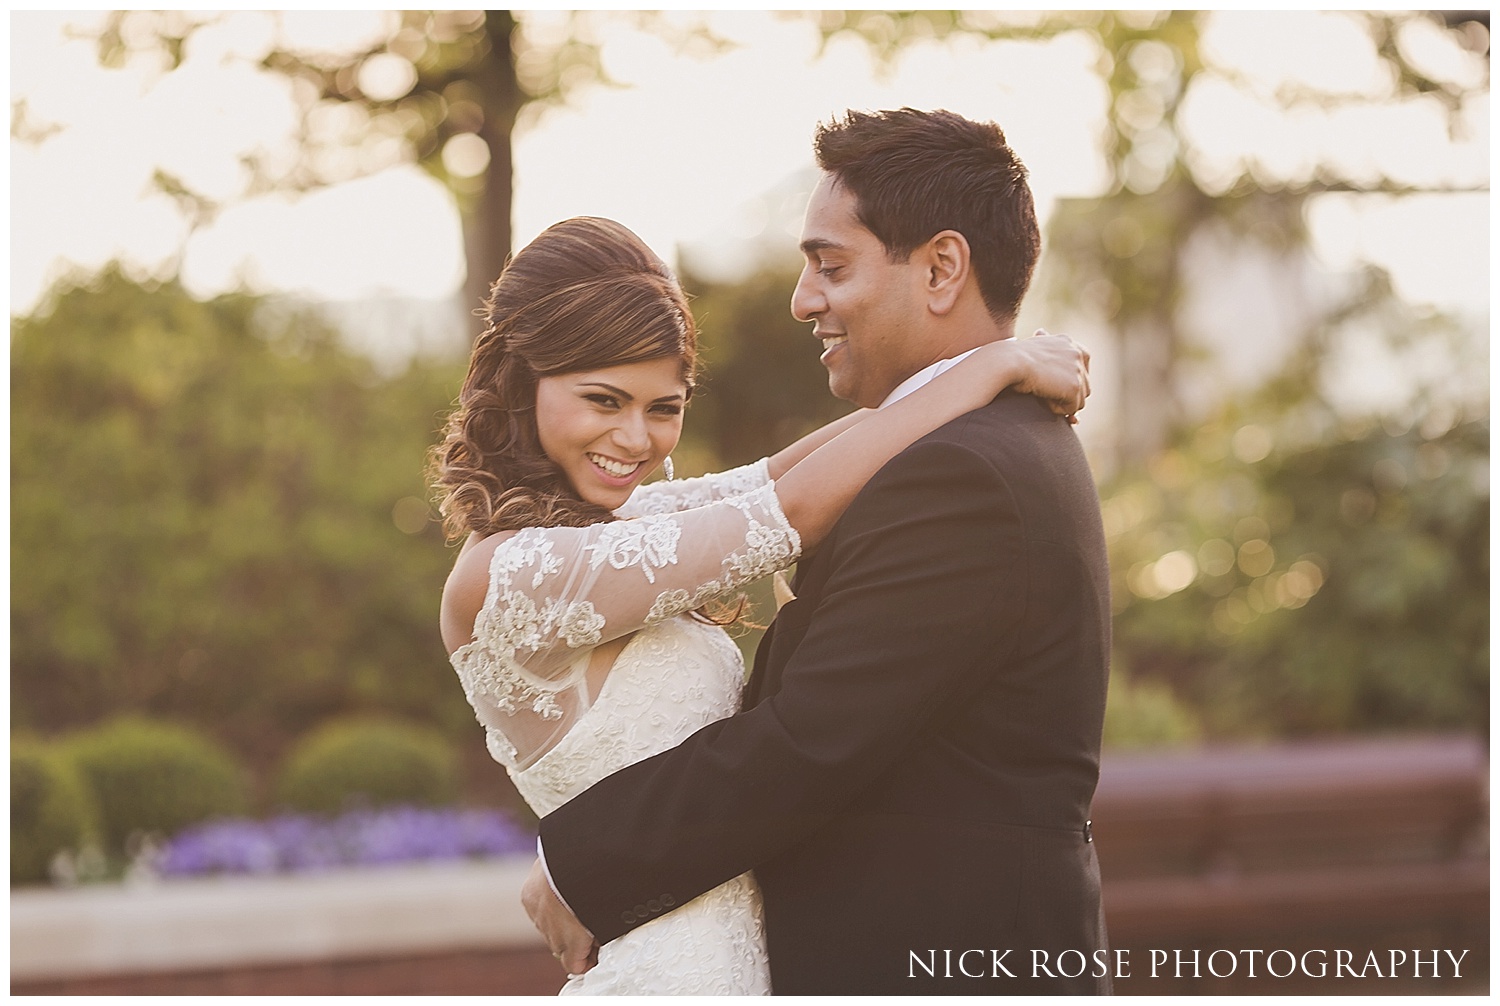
996, 329, 1091, 423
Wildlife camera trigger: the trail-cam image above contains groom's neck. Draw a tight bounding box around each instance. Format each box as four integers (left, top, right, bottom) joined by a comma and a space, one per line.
917, 315, 1016, 375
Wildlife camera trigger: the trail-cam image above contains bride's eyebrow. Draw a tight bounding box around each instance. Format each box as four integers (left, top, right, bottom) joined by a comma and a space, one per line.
577, 382, 684, 404
578, 382, 633, 400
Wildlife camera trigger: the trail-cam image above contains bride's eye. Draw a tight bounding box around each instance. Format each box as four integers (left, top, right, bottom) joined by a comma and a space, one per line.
584, 393, 620, 409
650, 403, 683, 417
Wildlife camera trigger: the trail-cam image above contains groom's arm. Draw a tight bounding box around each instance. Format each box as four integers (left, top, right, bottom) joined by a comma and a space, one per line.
540, 435, 1035, 945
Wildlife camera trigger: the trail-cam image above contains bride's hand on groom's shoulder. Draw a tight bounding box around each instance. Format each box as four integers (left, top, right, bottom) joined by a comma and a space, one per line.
522, 857, 600, 977
1012, 328, 1091, 424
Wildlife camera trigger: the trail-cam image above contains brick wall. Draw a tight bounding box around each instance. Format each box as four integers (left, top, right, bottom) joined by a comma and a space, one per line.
12, 946, 568, 996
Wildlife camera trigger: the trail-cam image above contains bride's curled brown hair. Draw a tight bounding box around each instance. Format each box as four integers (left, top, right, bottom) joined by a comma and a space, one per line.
431, 217, 697, 540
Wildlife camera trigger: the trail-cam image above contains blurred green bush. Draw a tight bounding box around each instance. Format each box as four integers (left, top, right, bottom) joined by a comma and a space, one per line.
9, 260, 1487, 761
275, 716, 461, 814
1106, 408, 1487, 737
10, 270, 469, 767
11, 738, 100, 885
1102, 667, 1204, 749
63, 717, 249, 856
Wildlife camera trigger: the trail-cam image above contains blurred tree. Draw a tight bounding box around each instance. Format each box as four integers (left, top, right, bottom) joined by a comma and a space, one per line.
816, 9, 1488, 464
1101, 270, 1488, 736
88, 10, 732, 335
811, 11, 1488, 736
82, 10, 1485, 377
11, 269, 469, 768
1106, 392, 1487, 737
41, 12, 1487, 746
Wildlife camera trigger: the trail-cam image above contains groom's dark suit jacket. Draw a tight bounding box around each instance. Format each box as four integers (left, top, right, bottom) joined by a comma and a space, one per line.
541, 390, 1112, 994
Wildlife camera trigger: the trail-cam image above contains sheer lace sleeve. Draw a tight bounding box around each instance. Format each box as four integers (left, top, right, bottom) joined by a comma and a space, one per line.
614, 458, 770, 518
450, 481, 799, 771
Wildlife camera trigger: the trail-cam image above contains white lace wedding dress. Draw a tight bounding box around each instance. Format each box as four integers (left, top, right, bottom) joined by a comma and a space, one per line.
448, 460, 799, 995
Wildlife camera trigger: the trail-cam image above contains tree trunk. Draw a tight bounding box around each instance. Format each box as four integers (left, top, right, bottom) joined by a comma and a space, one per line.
461, 10, 521, 340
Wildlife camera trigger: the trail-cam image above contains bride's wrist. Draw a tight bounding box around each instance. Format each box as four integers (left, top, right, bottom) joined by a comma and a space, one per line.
984, 340, 1026, 396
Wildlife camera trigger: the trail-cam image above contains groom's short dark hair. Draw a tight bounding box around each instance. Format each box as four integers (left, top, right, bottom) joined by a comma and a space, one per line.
813, 108, 1041, 322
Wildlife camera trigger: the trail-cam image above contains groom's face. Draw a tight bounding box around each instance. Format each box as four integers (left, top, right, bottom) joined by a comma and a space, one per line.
791, 175, 933, 409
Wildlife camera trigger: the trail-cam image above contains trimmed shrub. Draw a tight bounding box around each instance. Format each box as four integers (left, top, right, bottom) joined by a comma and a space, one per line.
275, 716, 460, 815
65, 717, 251, 854
11, 739, 99, 885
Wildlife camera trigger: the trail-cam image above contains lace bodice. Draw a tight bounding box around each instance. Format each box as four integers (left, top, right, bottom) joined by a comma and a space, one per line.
524, 614, 771, 995
449, 459, 799, 771
448, 460, 785, 995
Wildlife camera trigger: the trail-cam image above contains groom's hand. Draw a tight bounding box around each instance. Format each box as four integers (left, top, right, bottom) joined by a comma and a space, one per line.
521, 857, 599, 976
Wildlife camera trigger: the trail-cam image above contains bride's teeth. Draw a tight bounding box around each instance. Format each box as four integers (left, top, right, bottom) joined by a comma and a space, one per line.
589, 454, 641, 478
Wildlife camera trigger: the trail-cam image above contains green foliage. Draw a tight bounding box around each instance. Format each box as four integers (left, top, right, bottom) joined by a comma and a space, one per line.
63, 717, 250, 854
1105, 408, 1488, 737
1102, 668, 1204, 750
680, 260, 853, 468
275, 716, 460, 814
11, 738, 100, 885
11, 269, 469, 761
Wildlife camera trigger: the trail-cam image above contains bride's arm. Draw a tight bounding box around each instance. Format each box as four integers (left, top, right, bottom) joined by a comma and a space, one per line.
618, 408, 873, 516
623, 331, 1082, 512
765, 408, 871, 480
447, 334, 1086, 671
767, 327, 1083, 481
774, 333, 1087, 549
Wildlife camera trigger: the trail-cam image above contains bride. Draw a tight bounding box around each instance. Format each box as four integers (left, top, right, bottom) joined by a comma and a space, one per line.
431, 216, 1088, 995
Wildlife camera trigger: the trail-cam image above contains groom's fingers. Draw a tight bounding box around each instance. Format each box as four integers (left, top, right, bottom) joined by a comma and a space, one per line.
560, 938, 597, 977
521, 858, 600, 975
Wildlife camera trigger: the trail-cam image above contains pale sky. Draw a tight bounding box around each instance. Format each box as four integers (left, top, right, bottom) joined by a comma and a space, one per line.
9, 11, 1490, 327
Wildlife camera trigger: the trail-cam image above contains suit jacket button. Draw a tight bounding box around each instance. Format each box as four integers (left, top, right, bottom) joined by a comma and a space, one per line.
647, 899, 661, 913
662, 894, 676, 907
634, 904, 648, 917
622, 911, 635, 924
1084, 820, 1094, 843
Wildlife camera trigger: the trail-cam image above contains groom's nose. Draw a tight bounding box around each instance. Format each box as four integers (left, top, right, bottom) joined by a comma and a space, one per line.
790, 265, 825, 323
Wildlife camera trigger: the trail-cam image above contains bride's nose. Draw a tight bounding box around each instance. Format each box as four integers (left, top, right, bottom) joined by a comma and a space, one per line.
610, 411, 650, 456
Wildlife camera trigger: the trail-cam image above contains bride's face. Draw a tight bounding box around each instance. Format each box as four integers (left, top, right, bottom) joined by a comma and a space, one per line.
535, 356, 688, 511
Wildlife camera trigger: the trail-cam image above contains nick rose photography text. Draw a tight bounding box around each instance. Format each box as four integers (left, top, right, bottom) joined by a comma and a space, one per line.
908, 948, 1473, 980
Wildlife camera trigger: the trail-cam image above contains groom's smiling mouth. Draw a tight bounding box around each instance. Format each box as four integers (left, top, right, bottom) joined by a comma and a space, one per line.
819, 333, 848, 364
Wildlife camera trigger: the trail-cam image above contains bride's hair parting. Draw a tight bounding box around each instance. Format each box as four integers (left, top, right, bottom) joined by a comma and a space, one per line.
429, 216, 698, 540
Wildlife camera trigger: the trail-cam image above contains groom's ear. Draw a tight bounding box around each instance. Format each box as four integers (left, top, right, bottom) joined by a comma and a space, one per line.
920, 230, 970, 316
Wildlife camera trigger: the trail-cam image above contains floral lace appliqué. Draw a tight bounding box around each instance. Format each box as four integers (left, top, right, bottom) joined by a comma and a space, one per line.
586, 515, 682, 583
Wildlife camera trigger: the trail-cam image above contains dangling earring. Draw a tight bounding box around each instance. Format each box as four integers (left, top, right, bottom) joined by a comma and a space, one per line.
661, 456, 675, 481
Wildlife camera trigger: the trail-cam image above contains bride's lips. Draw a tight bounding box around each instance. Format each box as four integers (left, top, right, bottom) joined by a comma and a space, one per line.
587, 452, 646, 487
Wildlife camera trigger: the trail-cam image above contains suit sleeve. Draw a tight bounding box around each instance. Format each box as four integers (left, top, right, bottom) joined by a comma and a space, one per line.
539, 438, 1030, 943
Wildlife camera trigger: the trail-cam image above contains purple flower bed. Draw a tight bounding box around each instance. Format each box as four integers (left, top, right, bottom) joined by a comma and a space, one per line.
154, 806, 536, 878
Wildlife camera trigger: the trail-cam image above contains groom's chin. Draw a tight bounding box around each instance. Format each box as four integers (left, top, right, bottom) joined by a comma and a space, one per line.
824, 373, 866, 409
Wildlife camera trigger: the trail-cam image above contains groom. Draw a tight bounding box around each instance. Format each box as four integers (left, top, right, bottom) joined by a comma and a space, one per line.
524, 108, 1112, 993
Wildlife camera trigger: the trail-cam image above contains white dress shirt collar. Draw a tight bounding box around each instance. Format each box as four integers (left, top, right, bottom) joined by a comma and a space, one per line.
877, 347, 983, 410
